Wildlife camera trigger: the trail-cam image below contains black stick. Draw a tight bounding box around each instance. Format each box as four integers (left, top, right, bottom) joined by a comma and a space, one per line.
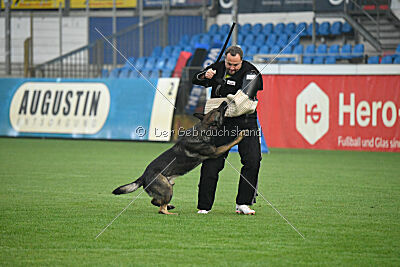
215, 22, 236, 63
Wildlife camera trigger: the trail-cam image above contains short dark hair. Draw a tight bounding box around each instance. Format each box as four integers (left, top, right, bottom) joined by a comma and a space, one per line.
225, 45, 243, 59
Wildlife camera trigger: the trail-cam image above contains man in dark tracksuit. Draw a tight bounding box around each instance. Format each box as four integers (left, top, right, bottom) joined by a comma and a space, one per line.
192, 45, 263, 215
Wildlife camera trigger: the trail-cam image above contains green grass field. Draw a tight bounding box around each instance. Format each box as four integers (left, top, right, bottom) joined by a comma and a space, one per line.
0, 138, 399, 266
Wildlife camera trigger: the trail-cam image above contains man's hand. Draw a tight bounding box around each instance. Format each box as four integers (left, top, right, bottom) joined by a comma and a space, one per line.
205, 69, 216, 79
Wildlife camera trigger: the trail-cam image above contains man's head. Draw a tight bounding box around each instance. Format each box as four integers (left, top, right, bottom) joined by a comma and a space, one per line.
224, 46, 243, 75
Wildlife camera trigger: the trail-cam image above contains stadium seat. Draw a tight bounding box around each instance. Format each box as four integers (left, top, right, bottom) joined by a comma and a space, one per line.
331, 21, 343, 35
266, 34, 277, 48
280, 46, 293, 62
129, 70, 140, 78
119, 68, 130, 78
155, 58, 168, 70
219, 24, 230, 35
178, 35, 190, 46
305, 44, 316, 57
161, 46, 173, 58
200, 34, 211, 45
151, 46, 162, 58
319, 22, 330, 36
352, 44, 364, 59
277, 34, 289, 48
109, 68, 120, 78
367, 55, 380, 64
243, 34, 255, 46
241, 23, 252, 34
273, 23, 285, 35
143, 57, 157, 70
262, 23, 273, 35
340, 44, 352, 59
101, 69, 109, 78
237, 33, 244, 45
396, 44, 400, 55
189, 34, 202, 47
270, 45, 281, 55
381, 55, 393, 64
316, 44, 328, 56
165, 57, 178, 71
325, 56, 336, 64
208, 24, 219, 35
247, 45, 259, 58
394, 56, 400, 64
252, 23, 263, 35
303, 57, 313, 64
171, 46, 182, 58
254, 34, 266, 47
240, 45, 248, 55
161, 70, 172, 77
150, 71, 159, 79
134, 57, 146, 71
313, 56, 324, 64
296, 22, 307, 36
342, 22, 353, 34
288, 33, 300, 46
306, 22, 320, 36
212, 34, 223, 44
124, 57, 135, 68
259, 45, 270, 54
285, 22, 296, 35
293, 44, 304, 55
141, 70, 152, 78
328, 44, 340, 59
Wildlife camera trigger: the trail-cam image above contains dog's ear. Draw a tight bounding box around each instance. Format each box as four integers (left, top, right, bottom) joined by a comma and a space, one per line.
193, 113, 205, 121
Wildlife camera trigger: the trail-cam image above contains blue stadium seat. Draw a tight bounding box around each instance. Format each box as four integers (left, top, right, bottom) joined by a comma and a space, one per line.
161, 46, 173, 58
381, 55, 393, 64
200, 34, 211, 45
285, 22, 296, 35
134, 57, 146, 71
293, 44, 304, 55
273, 23, 285, 35
109, 68, 120, 78
342, 22, 353, 34
243, 34, 255, 46
277, 34, 289, 48
306, 22, 320, 36
101, 69, 109, 78
325, 56, 336, 64
319, 22, 330, 36
262, 23, 273, 35
143, 57, 157, 71
178, 35, 190, 46
352, 44, 364, 59
259, 45, 270, 54
305, 44, 316, 57
241, 23, 252, 34
328, 44, 340, 59
165, 57, 178, 71
367, 56, 380, 64
219, 24, 230, 35
252, 23, 263, 35
161, 70, 172, 77
150, 70, 159, 79
247, 45, 259, 57
331, 21, 343, 35
141, 70, 152, 78
237, 33, 244, 45
270, 45, 281, 55
393, 56, 400, 64
280, 45, 293, 62
129, 70, 140, 78
213, 34, 223, 44
396, 44, 400, 55
303, 57, 313, 64
124, 57, 135, 68
316, 44, 328, 56
171, 46, 182, 58
189, 34, 202, 47
266, 34, 277, 48
296, 22, 307, 36
119, 68, 130, 78
254, 34, 266, 47
288, 33, 300, 46
240, 45, 248, 55
151, 46, 162, 58
155, 58, 168, 70
340, 44, 352, 59
313, 56, 324, 64
208, 24, 219, 35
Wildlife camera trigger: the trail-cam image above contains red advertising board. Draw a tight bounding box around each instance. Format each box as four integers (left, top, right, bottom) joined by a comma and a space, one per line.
257, 75, 400, 152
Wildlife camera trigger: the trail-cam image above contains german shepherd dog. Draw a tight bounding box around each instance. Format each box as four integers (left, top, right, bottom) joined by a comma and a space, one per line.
112, 101, 244, 215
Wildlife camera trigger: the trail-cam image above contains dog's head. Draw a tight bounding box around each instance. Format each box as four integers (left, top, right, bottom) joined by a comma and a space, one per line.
194, 101, 227, 130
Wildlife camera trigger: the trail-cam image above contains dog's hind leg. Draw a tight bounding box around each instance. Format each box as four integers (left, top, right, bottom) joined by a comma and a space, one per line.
146, 174, 177, 215
151, 198, 175, 210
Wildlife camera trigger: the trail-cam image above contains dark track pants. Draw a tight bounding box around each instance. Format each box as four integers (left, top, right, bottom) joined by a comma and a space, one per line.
197, 129, 261, 210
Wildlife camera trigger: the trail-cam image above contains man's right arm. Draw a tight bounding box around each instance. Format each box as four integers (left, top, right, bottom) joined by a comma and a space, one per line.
192, 64, 215, 87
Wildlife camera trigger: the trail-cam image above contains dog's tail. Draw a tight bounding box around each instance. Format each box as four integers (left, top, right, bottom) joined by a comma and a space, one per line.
112, 176, 144, 195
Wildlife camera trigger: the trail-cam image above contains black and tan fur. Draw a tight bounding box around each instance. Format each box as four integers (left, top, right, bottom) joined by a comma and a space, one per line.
112, 101, 244, 215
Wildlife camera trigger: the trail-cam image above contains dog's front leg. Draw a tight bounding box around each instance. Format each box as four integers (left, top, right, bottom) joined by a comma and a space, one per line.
211, 130, 246, 158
